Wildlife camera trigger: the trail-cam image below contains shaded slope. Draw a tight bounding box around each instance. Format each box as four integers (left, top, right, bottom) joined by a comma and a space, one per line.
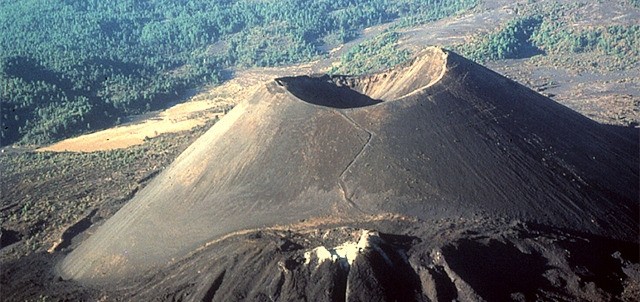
342, 50, 638, 236
59, 47, 638, 283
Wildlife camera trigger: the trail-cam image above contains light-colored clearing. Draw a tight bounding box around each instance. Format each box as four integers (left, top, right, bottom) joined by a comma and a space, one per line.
38, 79, 261, 153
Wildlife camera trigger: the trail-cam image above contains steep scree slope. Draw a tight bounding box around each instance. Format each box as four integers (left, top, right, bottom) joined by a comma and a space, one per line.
59, 47, 638, 286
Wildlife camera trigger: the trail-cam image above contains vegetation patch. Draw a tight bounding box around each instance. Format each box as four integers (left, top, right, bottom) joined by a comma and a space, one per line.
455, 16, 543, 62
330, 31, 411, 75
0, 0, 476, 146
394, 0, 479, 28
530, 23, 640, 70
455, 3, 640, 72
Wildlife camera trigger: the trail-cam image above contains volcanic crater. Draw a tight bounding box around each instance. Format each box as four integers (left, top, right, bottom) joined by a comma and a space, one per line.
54, 47, 639, 301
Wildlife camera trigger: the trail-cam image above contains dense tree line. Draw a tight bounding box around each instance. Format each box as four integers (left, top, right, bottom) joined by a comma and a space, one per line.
531, 23, 640, 60
455, 16, 543, 62
0, 0, 477, 146
330, 31, 411, 75
456, 13, 640, 66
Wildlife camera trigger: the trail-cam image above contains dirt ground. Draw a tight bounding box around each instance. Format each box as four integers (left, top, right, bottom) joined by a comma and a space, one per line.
37, 85, 236, 152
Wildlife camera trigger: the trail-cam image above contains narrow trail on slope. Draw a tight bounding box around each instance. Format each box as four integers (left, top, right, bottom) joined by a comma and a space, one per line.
335, 110, 374, 214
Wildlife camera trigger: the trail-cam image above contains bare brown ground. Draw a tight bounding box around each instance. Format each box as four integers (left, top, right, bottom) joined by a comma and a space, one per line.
37, 91, 235, 152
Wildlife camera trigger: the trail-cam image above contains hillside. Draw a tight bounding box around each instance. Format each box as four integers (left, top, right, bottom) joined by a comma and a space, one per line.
48, 47, 639, 300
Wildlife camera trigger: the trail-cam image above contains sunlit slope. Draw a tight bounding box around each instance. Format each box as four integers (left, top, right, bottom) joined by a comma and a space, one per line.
58, 83, 370, 281
59, 47, 638, 282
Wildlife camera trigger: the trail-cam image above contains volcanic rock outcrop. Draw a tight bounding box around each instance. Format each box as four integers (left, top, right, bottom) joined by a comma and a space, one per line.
58, 47, 638, 299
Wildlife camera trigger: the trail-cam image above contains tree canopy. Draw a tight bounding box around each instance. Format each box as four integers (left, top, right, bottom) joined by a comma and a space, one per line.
0, 0, 477, 146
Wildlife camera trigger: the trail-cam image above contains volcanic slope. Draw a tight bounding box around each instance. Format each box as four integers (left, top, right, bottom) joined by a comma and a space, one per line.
59, 47, 638, 286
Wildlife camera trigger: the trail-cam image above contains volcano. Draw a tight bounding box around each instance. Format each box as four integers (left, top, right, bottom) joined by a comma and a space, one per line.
57, 47, 638, 301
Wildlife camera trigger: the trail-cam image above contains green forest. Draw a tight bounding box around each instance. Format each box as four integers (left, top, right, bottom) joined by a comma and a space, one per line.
455, 4, 640, 65
330, 31, 411, 75
0, 0, 477, 146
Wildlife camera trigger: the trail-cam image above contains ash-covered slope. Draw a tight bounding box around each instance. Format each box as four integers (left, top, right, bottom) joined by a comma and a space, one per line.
59, 47, 638, 287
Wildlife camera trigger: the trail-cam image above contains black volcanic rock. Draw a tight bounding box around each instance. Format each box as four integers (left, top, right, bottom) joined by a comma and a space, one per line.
56, 47, 639, 300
